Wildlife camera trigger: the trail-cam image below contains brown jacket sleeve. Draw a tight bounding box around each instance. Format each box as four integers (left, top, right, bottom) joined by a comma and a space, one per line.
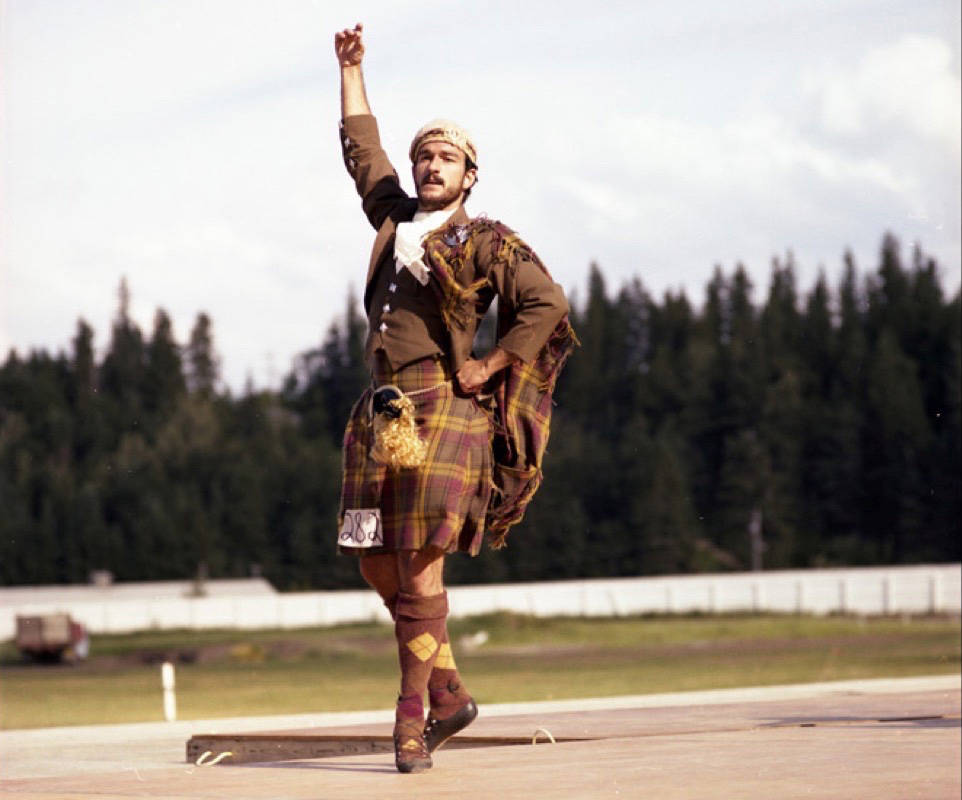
478, 228, 569, 364
339, 115, 410, 230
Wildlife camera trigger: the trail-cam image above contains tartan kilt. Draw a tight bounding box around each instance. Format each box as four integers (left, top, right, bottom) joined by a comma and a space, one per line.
338, 354, 493, 556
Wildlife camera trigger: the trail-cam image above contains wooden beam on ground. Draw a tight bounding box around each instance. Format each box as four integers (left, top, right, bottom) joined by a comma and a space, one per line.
186, 732, 593, 765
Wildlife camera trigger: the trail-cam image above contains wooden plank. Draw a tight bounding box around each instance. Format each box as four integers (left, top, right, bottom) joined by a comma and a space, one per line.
186, 732, 592, 765
187, 735, 392, 765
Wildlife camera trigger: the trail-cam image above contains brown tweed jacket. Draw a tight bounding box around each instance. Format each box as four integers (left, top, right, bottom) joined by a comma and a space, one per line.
339, 114, 578, 546
339, 114, 568, 372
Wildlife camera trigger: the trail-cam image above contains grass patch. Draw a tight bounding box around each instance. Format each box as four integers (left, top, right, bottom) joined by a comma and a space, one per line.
0, 613, 958, 729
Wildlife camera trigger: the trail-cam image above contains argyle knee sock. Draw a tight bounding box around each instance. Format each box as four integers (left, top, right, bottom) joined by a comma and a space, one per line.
394, 591, 448, 729
389, 592, 471, 722
383, 593, 398, 621
428, 624, 473, 721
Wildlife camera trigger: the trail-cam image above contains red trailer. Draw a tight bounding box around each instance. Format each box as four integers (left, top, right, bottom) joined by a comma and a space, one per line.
15, 613, 90, 663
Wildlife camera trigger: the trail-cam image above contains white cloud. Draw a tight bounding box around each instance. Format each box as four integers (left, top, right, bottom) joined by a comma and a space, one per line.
806, 34, 961, 158
610, 112, 910, 195
536, 110, 913, 258
498, 65, 958, 305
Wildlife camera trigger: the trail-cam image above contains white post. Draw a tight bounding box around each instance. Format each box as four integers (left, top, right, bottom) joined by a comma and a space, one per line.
929, 573, 943, 613
161, 661, 177, 722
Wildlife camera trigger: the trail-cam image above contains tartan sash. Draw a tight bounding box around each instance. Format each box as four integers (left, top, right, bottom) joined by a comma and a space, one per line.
423, 217, 578, 547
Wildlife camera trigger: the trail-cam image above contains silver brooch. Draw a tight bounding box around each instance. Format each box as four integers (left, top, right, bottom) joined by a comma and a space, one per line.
443, 226, 469, 246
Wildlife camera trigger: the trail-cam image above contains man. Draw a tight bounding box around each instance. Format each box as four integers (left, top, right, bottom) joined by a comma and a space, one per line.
333, 23, 576, 774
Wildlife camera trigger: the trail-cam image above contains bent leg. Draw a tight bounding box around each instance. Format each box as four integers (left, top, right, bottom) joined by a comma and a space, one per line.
396, 547, 445, 596
359, 552, 400, 618
359, 552, 400, 598
360, 548, 443, 620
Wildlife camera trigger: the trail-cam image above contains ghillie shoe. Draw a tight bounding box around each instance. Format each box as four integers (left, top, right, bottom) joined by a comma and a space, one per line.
424, 698, 478, 753
393, 719, 432, 774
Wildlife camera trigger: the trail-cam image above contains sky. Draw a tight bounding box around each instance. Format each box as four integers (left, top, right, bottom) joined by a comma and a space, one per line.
2, 0, 960, 391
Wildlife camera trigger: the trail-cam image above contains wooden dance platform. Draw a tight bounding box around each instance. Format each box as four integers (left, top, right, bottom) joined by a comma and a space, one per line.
186, 683, 959, 765
2, 676, 959, 799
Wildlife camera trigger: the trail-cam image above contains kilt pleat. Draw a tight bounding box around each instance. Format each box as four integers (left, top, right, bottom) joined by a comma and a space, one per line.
338, 354, 493, 556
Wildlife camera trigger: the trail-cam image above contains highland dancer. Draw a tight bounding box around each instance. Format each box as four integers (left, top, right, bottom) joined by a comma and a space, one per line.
333, 23, 576, 773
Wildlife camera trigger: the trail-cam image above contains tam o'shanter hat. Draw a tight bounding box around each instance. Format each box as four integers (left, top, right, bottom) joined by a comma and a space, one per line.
409, 119, 478, 166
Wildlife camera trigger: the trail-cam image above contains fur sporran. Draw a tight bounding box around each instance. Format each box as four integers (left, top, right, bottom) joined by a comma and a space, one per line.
369, 385, 427, 470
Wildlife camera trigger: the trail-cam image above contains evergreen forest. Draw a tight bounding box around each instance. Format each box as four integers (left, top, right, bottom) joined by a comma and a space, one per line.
1, 232, 959, 589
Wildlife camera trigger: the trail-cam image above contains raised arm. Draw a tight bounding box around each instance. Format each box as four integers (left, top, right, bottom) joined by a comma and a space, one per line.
334, 23, 410, 230
334, 23, 371, 118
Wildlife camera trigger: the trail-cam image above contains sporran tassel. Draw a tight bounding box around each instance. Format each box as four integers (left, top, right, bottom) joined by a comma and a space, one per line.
370, 386, 427, 470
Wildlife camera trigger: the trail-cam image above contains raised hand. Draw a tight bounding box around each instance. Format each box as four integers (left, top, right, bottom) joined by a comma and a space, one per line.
334, 23, 365, 68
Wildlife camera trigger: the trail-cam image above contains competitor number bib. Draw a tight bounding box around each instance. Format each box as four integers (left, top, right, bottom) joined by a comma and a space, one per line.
338, 508, 384, 548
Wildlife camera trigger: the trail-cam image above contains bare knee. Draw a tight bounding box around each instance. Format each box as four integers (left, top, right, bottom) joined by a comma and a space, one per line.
397, 548, 445, 596
359, 553, 400, 601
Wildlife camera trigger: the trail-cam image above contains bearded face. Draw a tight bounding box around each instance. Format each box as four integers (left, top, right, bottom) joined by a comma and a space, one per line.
412, 141, 477, 212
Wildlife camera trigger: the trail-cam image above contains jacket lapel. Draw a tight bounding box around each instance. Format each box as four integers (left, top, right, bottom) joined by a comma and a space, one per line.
419, 205, 471, 259
444, 205, 470, 232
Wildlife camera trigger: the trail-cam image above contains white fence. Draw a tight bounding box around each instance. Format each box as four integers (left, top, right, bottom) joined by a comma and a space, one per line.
2, 564, 958, 640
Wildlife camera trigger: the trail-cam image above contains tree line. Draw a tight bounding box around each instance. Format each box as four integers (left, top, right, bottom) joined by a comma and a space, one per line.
1, 233, 958, 589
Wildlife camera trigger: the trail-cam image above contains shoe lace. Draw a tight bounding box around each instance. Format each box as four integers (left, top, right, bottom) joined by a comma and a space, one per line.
394, 721, 429, 757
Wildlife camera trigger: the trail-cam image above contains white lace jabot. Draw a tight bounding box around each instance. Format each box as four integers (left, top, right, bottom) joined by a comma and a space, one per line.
393, 208, 455, 286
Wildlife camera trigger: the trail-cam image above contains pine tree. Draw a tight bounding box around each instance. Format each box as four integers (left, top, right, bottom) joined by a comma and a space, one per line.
638, 423, 701, 573
284, 287, 368, 443
901, 248, 956, 560
863, 329, 931, 561
688, 265, 763, 557
0, 410, 32, 583
643, 289, 694, 429
559, 264, 599, 417
761, 255, 802, 371
798, 273, 840, 561
186, 312, 219, 399
867, 233, 912, 347
758, 256, 804, 566
69, 319, 97, 405
931, 291, 962, 560
144, 309, 186, 428
100, 278, 146, 437
715, 428, 769, 569
322, 287, 369, 441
